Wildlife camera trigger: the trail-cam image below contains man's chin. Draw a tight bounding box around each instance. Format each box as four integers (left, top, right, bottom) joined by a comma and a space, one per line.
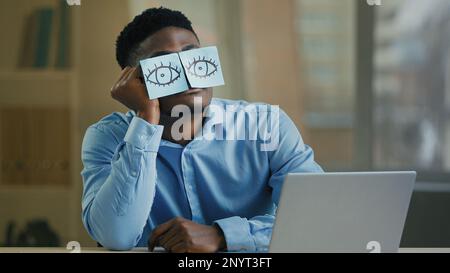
159, 88, 212, 113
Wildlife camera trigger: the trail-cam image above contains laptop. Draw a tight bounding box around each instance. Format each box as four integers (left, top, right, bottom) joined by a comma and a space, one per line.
269, 172, 416, 253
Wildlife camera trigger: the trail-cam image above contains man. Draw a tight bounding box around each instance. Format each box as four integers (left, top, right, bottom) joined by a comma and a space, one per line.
81, 7, 323, 252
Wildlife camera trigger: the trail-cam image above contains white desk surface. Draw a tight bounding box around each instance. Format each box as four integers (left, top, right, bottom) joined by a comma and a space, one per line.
0, 247, 449, 253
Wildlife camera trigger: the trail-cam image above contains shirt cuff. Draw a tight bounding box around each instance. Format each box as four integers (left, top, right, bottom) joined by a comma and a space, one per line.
214, 216, 256, 252
124, 117, 163, 152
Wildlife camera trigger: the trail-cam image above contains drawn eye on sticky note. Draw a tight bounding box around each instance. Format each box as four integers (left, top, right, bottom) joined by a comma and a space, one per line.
179, 46, 225, 88
139, 46, 225, 99
140, 53, 189, 99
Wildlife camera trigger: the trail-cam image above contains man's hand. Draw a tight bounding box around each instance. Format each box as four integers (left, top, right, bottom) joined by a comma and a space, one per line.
110, 66, 160, 124
148, 217, 226, 253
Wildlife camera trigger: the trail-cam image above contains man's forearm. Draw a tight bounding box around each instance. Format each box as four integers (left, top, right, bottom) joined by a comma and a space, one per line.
82, 117, 164, 250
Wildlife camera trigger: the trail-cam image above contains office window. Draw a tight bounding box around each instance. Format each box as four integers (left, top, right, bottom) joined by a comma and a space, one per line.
295, 0, 356, 170
373, 0, 450, 173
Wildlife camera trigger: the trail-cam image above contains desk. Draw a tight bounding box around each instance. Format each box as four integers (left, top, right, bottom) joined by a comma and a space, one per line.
0, 247, 450, 253
0, 247, 156, 253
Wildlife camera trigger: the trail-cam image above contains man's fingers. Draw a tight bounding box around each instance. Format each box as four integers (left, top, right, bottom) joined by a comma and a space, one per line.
130, 66, 143, 80
171, 242, 187, 253
112, 67, 131, 91
128, 67, 146, 87
159, 226, 184, 251
125, 67, 139, 82
164, 234, 185, 252
149, 217, 182, 250
122, 67, 135, 83
118, 67, 132, 82
149, 228, 163, 251
113, 67, 133, 91
157, 225, 180, 246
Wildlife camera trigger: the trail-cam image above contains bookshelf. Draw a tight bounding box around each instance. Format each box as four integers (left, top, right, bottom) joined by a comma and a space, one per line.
0, 0, 80, 246
0, 70, 73, 107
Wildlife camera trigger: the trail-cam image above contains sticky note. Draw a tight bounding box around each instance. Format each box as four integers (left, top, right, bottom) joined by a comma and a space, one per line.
139, 46, 225, 99
140, 53, 189, 99
178, 46, 225, 88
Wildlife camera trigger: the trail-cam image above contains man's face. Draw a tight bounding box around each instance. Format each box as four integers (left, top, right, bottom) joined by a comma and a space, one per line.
133, 26, 213, 115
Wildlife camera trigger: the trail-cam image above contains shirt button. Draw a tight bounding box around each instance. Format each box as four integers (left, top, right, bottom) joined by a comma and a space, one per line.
131, 171, 137, 177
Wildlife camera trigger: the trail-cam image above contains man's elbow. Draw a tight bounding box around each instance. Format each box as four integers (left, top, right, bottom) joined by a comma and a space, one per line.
84, 215, 141, 251
99, 236, 137, 251
94, 226, 142, 251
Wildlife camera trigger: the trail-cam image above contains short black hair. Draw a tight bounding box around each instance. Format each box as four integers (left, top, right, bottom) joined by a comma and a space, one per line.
115, 7, 197, 69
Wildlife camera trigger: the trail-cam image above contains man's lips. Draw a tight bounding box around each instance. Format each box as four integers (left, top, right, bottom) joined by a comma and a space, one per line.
184, 88, 204, 95
164, 88, 206, 99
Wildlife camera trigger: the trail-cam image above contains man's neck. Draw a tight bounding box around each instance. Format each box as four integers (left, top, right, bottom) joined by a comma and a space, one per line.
160, 113, 204, 146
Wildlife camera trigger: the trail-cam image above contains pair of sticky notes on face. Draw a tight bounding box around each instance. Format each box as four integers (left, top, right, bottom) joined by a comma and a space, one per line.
139, 46, 225, 99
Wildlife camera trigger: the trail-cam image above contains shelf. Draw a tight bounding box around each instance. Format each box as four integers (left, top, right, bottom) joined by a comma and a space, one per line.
0, 186, 72, 246
0, 70, 74, 107
0, 69, 74, 78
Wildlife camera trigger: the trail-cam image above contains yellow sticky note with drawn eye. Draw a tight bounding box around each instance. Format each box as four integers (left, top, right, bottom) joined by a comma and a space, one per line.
140, 53, 189, 99
178, 46, 225, 88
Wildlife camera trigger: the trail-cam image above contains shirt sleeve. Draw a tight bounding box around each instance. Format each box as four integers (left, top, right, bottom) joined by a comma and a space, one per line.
81, 116, 163, 250
214, 109, 323, 252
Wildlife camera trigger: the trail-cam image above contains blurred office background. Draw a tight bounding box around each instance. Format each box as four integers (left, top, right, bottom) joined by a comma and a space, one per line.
0, 0, 449, 247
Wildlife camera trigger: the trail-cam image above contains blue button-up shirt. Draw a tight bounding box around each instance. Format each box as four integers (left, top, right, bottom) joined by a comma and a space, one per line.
81, 98, 323, 251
